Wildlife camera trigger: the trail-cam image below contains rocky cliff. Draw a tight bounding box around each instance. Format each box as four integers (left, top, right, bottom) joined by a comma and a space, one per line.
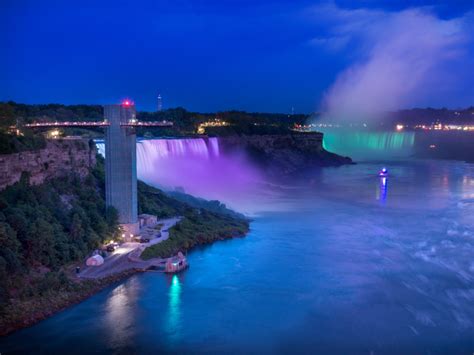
0, 138, 96, 190
218, 132, 352, 176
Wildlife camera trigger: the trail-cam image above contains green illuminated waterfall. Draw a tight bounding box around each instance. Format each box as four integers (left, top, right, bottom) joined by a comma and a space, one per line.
321, 130, 415, 159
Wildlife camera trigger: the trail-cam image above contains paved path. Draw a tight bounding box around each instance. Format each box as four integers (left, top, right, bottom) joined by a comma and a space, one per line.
78, 217, 181, 279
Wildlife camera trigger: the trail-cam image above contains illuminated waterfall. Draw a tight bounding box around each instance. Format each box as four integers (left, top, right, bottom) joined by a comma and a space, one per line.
96, 137, 262, 213
96, 137, 219, 161
136, 137, 220, 175
321, 130, 415, 159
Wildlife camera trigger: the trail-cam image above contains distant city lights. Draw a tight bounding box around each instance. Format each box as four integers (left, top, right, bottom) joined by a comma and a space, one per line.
197, 119, 230, 134
46, 129, 62, 139
414, 123, 474, 131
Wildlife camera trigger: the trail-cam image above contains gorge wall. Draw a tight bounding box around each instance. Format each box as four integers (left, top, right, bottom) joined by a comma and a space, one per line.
0, 138, 96, 190
219, 132, 352, 175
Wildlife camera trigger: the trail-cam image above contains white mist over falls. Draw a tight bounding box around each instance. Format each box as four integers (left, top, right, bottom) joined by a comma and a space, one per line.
310, 4, 474, 121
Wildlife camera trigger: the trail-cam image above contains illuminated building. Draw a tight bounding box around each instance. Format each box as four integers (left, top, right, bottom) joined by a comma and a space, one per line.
197, 119, 230, 134
157, 94, 163, 112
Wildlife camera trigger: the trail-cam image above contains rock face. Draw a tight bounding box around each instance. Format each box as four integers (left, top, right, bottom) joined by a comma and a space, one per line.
219, 132, 352, 176
0, 138, 96, 190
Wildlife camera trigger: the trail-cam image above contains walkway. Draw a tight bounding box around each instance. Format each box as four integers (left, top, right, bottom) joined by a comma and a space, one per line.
78, 217, 181, 279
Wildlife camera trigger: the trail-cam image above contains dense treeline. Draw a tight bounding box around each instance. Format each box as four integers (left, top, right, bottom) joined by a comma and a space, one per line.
0, 102, 47, 154
137, 181, 249, 259
139, 108, 308, 136
1, 101, 309, 139
0, 159, 119, 311
137, 181, 245, 219
141, 209, 249, 259
0, 101, 103, 124
0, 131, 46, 154
4, 101, 474, 140
389, 107, 474, 126
166, 190, 246, 219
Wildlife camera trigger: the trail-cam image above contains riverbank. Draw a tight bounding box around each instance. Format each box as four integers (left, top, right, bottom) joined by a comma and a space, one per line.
219, 132, 353, 176
0, 161, 250, 336
0, 210, 249, 336
0, 268, 138, 336
141, 211, 250, 259
0, 226, 250, 337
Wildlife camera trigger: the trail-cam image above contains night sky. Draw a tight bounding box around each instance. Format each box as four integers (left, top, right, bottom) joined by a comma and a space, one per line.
1, 0, 473, 113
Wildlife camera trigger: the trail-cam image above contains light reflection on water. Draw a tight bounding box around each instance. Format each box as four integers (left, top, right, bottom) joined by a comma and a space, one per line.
104, 278, 140, 349
166, 275, 182, 342
376, 176, 388, 203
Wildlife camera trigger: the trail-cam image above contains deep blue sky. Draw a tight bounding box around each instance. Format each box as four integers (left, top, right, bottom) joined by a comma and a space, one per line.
1, 0, 473, 113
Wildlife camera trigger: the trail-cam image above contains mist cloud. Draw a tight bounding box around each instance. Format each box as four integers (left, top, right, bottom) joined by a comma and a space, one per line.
308, 4, 473, 121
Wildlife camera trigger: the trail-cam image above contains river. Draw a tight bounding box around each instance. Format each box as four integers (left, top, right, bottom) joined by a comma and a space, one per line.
2, 155, 474, 353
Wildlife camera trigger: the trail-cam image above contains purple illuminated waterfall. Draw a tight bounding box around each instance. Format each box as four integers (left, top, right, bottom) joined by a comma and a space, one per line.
135, 137, 262, 212
95, 137, 269, 213
136, 138, 220, 175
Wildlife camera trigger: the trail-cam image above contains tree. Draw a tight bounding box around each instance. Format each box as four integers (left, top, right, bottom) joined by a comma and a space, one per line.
28, 218, 55, 266
0, 222, 21, 273
0, 103, 15, 131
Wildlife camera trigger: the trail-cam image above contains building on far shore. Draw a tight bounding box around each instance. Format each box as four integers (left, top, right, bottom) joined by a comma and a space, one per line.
157, 94, 163, 112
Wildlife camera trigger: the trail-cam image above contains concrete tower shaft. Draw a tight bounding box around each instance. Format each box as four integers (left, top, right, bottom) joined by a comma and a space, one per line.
104, 103, 138, 234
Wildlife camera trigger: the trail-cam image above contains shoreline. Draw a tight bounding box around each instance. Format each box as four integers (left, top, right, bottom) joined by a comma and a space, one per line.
0, 268, 140, 337
0, 229, 249, 337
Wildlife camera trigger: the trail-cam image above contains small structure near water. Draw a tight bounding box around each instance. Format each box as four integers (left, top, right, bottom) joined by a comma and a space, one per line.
86, 254, 104, 266
165, 252, 188, 273
139, 213, 158, 228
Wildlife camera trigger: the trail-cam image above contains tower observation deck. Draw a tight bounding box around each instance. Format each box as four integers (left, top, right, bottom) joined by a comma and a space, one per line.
25, 100, 173, 238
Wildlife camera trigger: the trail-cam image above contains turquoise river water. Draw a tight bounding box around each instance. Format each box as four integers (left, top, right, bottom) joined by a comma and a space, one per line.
1, 156, 474, 354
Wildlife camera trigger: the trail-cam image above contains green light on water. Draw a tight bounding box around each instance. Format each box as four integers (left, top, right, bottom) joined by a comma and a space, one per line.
166, 275, 182, 342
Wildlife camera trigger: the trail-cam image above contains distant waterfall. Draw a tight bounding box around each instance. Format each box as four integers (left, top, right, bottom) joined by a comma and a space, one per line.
320, 130, 415, 159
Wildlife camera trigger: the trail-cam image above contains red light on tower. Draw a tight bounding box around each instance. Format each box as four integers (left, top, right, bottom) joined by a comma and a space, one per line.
122, 99, 133, 106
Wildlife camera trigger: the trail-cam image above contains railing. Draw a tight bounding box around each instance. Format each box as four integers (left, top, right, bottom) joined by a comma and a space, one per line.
24, 120, 173, 128
25, 121, 110, 127
121, 121, 173, 127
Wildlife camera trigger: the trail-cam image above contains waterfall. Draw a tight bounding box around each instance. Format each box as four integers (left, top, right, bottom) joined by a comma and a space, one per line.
95, 137, 219, 160
95, 136, 262, 213
136, 137, 220, 175
96, 140, 106, 157
320, 129, 415, 159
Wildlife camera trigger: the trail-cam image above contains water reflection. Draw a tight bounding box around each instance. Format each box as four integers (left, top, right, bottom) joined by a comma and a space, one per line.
166, 275, 183, 342
104, 278, 140, 348
376, 176, 388, 203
